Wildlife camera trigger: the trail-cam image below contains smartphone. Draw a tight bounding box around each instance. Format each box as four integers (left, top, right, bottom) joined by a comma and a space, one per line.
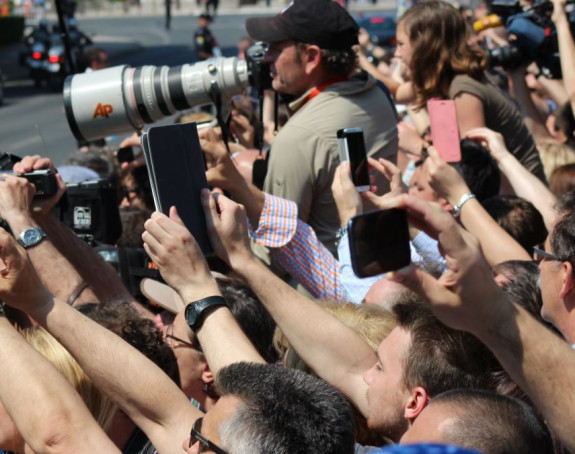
348, 209, 411, 278
427, 99, 461, 162
337, 127, 370, 192
117, 146, 135, 164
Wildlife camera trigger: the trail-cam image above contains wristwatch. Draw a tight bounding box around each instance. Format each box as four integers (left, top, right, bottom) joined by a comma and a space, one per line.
17, 227, 47, 249
185, 296, 227, 331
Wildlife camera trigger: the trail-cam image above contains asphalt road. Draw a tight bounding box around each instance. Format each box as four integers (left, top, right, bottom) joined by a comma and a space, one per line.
0, 14, 256, 165
0, 10, 390, 165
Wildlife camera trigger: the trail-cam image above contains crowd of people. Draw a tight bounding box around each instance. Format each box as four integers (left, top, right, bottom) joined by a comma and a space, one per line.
2, 0, 575, 452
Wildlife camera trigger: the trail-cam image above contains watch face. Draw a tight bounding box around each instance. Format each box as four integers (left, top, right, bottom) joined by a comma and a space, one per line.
185, 304, 199, 328
24, 229, 42, 244
19, 228, 46, 248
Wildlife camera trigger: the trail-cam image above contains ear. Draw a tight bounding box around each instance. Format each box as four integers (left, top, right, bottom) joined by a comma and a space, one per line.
559, 261, 575, 301
201, 361, 215, 385
301, 44, 322, 75
404, 386, 429, 421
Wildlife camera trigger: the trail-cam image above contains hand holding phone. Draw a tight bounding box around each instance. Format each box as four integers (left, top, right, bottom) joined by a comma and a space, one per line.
337, 127, 370, 192
348, 209, 411, 278
427, 100, 461, 162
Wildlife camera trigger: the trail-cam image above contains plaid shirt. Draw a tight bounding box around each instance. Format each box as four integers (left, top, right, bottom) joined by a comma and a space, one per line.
251, 194, 445, 303
251, 194, 343, 301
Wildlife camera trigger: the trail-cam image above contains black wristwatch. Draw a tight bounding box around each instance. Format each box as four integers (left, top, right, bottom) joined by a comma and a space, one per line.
185, 296, 227, 331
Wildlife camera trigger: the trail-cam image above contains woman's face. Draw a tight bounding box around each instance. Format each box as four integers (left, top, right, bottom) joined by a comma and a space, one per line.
394, 21, 413, 67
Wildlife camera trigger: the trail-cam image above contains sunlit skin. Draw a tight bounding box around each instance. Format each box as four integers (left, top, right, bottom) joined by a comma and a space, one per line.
394, 22, 414, 68
363, 327, 412, 442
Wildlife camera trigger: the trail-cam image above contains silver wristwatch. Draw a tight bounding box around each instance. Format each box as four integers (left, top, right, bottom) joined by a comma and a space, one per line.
17, 227, 47, 249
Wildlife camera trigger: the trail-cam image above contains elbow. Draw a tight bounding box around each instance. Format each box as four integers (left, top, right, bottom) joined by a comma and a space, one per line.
29, 414, 84, 454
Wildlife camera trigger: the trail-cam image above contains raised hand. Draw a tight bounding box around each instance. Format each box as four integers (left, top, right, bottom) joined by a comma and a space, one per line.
201, 189, 253, 270
142, 206, 219, 302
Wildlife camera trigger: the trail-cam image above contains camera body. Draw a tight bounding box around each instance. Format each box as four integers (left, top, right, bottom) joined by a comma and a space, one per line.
20, 170, 59, 196
0, 152, 58, 196
487, 0, 575, 78
245, 42, 272, 93
60, 178, 122, 245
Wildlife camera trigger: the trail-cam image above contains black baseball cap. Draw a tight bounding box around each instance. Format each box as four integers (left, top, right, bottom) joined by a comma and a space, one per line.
245, 0, 359, 50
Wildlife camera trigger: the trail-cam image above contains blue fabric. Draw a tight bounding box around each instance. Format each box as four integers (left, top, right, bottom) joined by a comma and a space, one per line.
371, 444, 481, 453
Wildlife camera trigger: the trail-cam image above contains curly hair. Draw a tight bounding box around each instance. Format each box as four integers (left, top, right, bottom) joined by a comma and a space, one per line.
399, 0, 487, 109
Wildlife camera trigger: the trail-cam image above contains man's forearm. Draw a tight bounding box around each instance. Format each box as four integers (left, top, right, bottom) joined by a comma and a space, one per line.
234, 256, 374, 416
497, 154, 557, 231
229, 179, 266, 227
8, 213, 98, 304
0, 317, 120, 454
27, 293, 198, 453
474, 300, 575, 452
36, 214, 135, 305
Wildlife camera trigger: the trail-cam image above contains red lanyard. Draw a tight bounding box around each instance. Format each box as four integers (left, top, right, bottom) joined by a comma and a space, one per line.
300, 76, 348, 107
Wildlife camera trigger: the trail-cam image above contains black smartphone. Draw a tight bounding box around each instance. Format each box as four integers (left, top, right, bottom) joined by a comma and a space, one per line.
348, 209, 411, 278
337, 127, 370, 192
117, 146, 135, 164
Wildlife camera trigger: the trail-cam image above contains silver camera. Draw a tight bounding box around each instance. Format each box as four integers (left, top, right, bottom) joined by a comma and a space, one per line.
64, 57, 250, 142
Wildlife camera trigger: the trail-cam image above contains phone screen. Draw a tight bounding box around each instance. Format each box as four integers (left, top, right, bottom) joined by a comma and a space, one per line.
337, 128, 370, 191
348, 209, 411, 278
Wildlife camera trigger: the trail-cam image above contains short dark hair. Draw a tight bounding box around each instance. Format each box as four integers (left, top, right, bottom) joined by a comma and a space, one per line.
555, 188, 575, 215
452, 139, 500, 202
482, 195, 547, 252
550, 211, 575, 270
393, 302, 501, 396
550, 191, 575, 270
554, 101, 575, 143
296, 42, 357, 77
77, 302, 180, 385
430, 389, 553, 454
216, 362, 354, 454
493, 261, 543, 319
216, 277, 278, 363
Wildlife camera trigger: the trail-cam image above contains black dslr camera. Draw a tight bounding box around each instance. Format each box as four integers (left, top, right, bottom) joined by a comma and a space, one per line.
245, 42, 273, 93
0, 152, 58, 196
487, 0, 575, 78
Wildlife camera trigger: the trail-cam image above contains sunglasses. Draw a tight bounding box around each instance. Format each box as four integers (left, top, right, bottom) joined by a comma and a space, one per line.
533, 247, 564, 263
189, 417, 228, 453
164, 326, 203, 353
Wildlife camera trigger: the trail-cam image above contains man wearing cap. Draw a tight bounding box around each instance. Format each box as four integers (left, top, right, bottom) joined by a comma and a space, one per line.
246, 0, 398, 254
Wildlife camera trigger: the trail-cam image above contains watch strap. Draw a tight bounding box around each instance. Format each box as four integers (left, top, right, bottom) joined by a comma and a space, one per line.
185, 295, 227, 330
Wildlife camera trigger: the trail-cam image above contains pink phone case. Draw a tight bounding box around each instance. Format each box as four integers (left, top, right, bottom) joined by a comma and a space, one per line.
427, 99, 462, 162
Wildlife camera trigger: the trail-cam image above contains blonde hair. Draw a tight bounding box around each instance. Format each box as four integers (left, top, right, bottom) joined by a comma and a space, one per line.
274, 301, 395, 360
273, 301, 396, 447
537, 141, 575, 181
21, 327, 117, 431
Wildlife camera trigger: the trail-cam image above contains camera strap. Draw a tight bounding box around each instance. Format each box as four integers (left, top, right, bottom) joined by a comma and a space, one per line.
208, 82, 233, 155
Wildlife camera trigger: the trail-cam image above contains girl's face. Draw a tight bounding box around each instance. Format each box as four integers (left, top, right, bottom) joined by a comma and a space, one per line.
394, 21, 413, 67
